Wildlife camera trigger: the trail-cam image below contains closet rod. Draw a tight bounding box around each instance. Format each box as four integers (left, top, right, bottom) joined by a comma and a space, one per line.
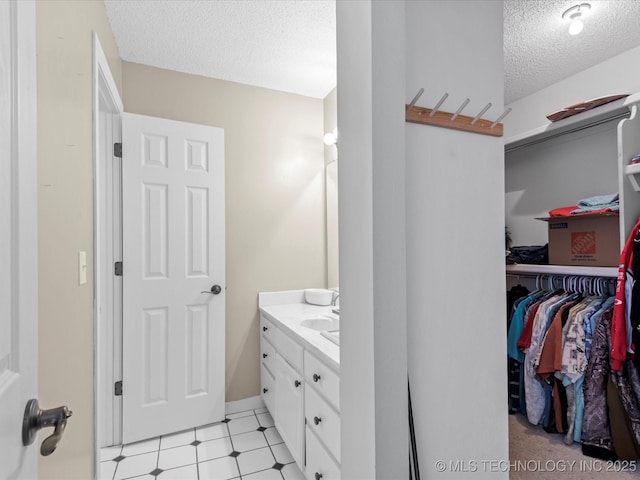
506, 273, 617, 284
505, 111, 630, 154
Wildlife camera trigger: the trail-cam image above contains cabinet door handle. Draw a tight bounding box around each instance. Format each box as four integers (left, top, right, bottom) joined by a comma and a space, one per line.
262, 353, 268, 358
315, 473, 323, 480
262, 326, 268, 332
314, 416, 322, 425
313, 373, 321, 382
294, 380, 301, 387
263, 388, 268, 394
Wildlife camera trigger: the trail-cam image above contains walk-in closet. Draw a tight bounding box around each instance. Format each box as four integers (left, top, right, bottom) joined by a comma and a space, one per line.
505, 94, 640, 478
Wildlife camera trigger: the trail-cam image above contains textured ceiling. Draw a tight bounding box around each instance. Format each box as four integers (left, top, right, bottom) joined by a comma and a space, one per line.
104, 0, 336, 99
105, 1, 640, 103
504, 0, 640, 103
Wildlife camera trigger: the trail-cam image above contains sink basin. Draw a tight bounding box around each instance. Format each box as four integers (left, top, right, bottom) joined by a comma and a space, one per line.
300, 314, 340, 331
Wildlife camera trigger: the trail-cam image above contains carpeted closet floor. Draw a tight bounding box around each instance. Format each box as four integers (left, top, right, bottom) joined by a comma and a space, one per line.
509, 414, 640, 479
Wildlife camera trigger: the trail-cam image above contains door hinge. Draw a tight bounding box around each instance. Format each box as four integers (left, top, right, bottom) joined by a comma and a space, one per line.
114, 142, 122, 158
114, 381, 123, 396
114, 261, 123, 276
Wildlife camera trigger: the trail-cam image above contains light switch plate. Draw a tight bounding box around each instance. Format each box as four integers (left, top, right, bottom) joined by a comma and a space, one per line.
79, 251, 87, 285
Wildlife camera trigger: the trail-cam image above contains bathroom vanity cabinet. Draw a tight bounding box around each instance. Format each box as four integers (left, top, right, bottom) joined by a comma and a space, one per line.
259, 291, 340, 480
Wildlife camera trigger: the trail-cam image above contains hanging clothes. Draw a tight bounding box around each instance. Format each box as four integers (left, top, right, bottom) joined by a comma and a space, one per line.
506, 285, 531, 414
582, 307, 617, 460
524, 292, 570, 425
630, 226, 640, 372
612, 217, 640, 371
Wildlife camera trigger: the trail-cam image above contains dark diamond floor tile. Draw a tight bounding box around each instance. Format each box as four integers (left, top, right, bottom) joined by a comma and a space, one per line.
113, 455, 126, 462
229, 451, 240, 458
257, 426, 267, 432
222, 418, 231, 423
150, 467, 163, 476
273, 462, 284, 471
190, 440, 202, 446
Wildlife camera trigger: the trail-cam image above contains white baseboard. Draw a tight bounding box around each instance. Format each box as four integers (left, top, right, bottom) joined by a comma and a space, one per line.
225, 395, 265, 415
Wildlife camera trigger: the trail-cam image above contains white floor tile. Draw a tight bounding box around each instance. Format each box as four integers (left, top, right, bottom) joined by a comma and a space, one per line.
100, 459, 117, 480
160, 429, 195, 450
257, 412, 275, 428
197, 437, 233, 462
198, 456, 240, 480
121, 437, 160, 456
105, 421, 292, 480
242, 468, 284, 479
281, 463, 305, 480
158, 463, 198, 480
101, 445, 123, 462
157, 444, 197, 470
113, 451, 158, 480
254, 407, 268, 415
236, 446, 277, 476
228, 415, 260, 436
226, 409, 255, 420
231, 430, 269, 452
264, 427, 283, 446
196, 422, 229, 441
270, 443, 294, 465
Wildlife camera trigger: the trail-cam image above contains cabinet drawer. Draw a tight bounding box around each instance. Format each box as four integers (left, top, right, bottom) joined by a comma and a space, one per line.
304, 351, 339, 410
260, 315, 276, 344
305, 383, 340, 462
261, 337, 276, 374
261, 364, 275, 418
305, 426, 340, 480
275, 328, 304, 372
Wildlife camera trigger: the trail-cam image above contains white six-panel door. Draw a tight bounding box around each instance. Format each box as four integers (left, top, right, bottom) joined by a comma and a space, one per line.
122, 113, 225, 444
0, 1, 38, 477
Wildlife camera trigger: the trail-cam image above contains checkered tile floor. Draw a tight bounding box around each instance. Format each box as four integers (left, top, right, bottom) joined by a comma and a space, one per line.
99, 407, 304, 480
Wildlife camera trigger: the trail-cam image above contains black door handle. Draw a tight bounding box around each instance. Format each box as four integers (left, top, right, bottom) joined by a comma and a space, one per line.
201, 285, 222, 295
22, 399, 72, 456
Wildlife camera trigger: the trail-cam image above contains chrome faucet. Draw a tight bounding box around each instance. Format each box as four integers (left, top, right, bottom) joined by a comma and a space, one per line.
331, 293, 340, 306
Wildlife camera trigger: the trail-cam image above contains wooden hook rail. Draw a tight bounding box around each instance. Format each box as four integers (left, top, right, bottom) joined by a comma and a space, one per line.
405, 90, 511, 137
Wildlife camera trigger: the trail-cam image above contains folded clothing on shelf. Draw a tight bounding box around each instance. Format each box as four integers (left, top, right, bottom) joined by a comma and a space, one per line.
572, 193, 619, 214
506, 244, 549, 265
548, 193, 619, 217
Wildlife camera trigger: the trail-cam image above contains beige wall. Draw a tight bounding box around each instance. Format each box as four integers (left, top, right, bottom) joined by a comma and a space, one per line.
122, 62, 327, 401
36, 0, 122, 479
323, 88, 339, 289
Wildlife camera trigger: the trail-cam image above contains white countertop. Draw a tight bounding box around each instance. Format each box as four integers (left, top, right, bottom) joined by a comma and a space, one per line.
259, 294, 340, 372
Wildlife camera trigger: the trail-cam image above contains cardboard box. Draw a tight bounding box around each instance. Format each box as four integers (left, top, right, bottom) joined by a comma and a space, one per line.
538, 213, 620, 267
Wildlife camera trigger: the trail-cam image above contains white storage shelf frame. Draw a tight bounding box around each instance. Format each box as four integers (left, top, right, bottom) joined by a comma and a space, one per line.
505, 93, 640, 277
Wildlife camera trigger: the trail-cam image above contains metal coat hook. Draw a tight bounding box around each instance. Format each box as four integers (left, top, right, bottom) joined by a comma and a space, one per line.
491, 107, 512, 128
451, 98, 470, 121
429, 93, 448, 117
407, 88, 424, 112
405, 91, 504, 137
471, 103, 492, 125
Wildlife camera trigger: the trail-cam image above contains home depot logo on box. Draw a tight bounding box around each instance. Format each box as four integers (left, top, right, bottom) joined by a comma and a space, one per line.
571, 231, 596, 255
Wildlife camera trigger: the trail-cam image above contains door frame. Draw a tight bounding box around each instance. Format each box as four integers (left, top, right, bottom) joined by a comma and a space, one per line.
92, 31, 123, 460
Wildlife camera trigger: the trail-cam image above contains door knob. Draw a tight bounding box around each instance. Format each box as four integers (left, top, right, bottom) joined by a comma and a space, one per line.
201, 285, 222, 295
22, 399, 72, 456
